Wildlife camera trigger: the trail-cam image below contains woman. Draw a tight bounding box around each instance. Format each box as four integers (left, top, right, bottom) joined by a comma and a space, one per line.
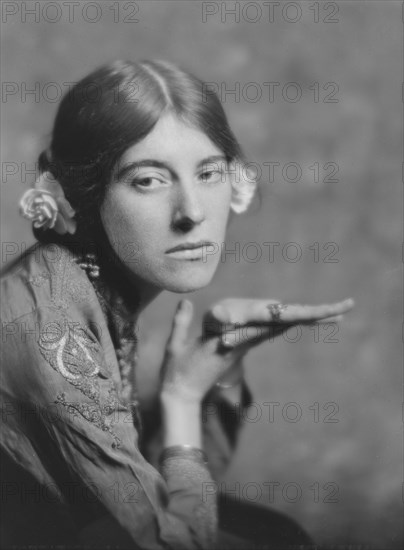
0, 60, 354, 549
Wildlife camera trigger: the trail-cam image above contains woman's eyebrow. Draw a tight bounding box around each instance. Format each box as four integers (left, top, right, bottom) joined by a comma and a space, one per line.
116, 160, 171, 181
116, 155, 228, 181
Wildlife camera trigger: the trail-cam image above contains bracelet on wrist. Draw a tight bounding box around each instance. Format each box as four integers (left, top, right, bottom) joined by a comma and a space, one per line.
215, 379, 239, 390
215, 366, 245, 390
159, 444, 208, 467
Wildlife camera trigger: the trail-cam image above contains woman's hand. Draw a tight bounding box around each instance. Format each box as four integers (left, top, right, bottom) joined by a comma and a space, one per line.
160, 299, 250, 404
160, 297, 355, 403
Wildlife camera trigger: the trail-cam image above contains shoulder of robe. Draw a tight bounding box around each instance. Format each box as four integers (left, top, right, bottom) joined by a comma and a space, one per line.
1, 242, 115, 384
0, 244, 125, 448
1, 242, 100, 323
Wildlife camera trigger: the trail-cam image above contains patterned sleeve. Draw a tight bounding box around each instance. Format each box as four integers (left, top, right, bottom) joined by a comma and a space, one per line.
1, 307, 217, 550
201, 378, 253, 480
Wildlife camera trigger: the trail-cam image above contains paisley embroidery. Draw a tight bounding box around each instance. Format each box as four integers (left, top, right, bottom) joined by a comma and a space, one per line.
103, 381, 122, 417
39, 318, 121, 447
67, 277, 92, 304
38, 319, 102, 403
49, 252, 90, 310
55, 392, 121, 449
26, 271, 51, 287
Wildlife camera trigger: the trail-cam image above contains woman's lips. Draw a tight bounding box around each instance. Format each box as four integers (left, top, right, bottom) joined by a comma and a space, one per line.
165, 245, 208, 260
165, 241, 213, 253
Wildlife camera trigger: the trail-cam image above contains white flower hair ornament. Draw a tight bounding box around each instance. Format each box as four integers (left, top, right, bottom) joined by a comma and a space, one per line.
229, 161, 258, 214
19, 171, 77, 235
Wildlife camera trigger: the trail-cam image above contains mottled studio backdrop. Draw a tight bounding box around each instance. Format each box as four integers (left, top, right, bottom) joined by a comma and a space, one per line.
1, 1, 402, 548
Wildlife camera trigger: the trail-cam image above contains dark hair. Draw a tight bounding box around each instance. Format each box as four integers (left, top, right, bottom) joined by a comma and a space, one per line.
35, 59, 246, 246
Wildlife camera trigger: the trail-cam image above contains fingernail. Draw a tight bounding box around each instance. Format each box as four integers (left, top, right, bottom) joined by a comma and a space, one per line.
221, 335, 234, 348
181, 299, 191, 312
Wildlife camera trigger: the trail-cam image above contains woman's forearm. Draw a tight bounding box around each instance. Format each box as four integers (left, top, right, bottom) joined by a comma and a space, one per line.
160, 392, 202, 448
214, 356, 245, 405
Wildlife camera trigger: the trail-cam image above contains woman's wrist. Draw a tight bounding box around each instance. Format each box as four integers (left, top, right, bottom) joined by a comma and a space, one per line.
159, 445, 208, 467
160, 391, 202, 448
214, 360, 245, 390
212, 360, 245, 403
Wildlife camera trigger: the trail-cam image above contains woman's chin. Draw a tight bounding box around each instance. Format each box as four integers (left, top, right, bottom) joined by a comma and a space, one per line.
162, 269, 215, 293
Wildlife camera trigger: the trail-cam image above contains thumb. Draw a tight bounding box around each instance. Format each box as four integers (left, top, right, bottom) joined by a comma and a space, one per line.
167, 299, 193, 353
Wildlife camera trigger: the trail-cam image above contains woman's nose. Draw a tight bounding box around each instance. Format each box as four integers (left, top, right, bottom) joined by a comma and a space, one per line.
171, 183, 206, 231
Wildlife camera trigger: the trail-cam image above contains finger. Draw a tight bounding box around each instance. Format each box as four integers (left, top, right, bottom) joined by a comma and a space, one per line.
204, 297, 354, 333
219, 312, 347, 349
166, 299, 193, 353
228, 313, 345, 333
271, 298, 354, 323
301, 314, 344, 325
205, 298, 281, 328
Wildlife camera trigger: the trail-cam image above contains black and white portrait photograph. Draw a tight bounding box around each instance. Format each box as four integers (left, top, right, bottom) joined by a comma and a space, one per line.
0, 1, 402, 549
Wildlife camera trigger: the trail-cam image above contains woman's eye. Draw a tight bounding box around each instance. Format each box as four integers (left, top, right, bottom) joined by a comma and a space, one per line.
200, 170, 224, 183
131, 176, 166, 188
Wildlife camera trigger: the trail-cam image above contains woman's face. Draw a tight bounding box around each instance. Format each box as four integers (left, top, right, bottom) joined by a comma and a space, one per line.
100, 113, 233, 293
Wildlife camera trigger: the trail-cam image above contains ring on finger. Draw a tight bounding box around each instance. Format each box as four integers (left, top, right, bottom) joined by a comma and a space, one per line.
267, 302, 288, 322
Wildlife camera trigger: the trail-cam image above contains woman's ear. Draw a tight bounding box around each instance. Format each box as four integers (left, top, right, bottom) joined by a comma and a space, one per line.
229, 159, 258, 214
